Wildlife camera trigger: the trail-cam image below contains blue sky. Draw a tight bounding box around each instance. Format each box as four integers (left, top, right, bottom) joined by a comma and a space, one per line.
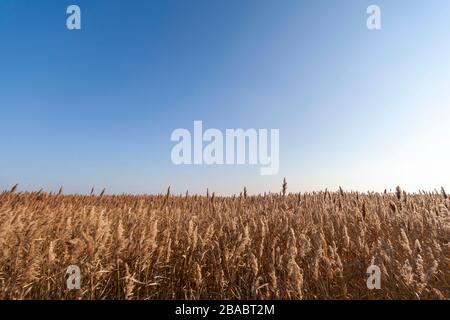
1, 0, 449, 195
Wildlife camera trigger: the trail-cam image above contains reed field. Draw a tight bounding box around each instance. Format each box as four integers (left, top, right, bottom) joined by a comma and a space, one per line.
0, 184, 449, 300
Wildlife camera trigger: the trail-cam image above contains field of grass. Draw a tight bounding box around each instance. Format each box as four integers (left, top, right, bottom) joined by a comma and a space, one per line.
0, 185, 449, 300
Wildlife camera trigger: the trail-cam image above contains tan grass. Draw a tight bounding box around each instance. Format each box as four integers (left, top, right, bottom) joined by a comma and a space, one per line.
0, 185, 449, 300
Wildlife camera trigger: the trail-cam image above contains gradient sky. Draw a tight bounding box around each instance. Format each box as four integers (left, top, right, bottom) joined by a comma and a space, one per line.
1, 0, 449, 195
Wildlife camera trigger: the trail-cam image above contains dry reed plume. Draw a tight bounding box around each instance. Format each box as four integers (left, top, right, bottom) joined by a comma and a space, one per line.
0, 184, 449, 300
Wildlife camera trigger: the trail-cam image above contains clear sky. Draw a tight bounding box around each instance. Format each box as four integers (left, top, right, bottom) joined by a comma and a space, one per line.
1, 0, 449, 195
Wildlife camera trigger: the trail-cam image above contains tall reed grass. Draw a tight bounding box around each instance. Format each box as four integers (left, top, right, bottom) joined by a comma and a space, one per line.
0, 185, 448, 300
